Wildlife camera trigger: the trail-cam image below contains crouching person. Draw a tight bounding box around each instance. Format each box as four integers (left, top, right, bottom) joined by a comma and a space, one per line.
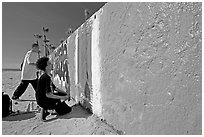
36, 57, 72, 121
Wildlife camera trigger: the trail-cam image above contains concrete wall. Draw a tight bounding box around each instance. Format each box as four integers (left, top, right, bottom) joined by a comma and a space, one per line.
52, 2, 202, 135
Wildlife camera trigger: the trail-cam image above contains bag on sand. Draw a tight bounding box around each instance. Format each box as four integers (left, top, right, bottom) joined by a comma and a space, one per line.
55, 102, 72, 116
2, 92, 12, 117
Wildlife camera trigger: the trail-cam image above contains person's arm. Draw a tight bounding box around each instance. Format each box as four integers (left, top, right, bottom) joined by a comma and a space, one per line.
46, 92, 68, 100
55, 87, 68, 95
27, 52, 37, 66
45, 79, 69, 101
52, 83, 68, 95
28, 62, 36, 66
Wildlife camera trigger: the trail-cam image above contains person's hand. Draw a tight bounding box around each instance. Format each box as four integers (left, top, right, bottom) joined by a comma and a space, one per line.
66, 91, 70, 97
60, 95, 69, 102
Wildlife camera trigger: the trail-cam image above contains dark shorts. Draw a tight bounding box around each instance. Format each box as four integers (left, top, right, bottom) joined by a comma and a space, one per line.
37, 98, 60, 110
37, 98, 72, 115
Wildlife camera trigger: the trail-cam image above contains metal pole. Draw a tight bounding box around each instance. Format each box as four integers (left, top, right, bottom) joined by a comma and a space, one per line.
42, 27, 49, 57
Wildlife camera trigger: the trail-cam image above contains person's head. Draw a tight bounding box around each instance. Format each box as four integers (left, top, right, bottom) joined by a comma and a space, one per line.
36, 57, 53, 73
32, 43, 40, 52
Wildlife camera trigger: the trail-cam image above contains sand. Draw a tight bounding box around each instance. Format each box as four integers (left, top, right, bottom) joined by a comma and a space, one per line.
1, 70, 119, 135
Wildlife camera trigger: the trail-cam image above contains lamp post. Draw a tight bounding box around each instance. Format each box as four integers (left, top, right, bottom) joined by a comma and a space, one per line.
42, 27, 49, 56
34, 34, 42, 45
33, 34, 42, 60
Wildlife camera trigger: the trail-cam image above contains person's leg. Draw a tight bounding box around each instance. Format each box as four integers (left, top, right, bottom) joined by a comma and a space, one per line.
54, 101, 72, 116
53, 92, 70, 101
41, 108, 50, 121
12, 80, 29, 99
38, 99, 58, 121
30, 79, 38, 91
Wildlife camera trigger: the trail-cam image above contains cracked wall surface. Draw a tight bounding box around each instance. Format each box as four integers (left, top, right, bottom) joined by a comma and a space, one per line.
52, 2, 202, 135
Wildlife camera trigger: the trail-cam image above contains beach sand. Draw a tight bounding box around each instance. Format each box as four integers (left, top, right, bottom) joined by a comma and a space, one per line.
2, 70, 119, 135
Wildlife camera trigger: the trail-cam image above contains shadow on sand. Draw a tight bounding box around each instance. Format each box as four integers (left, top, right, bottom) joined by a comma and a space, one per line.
2, 105, 92, 122
2, 112, 36, 121
44, 104, 92, 122
14, 99, 36, 102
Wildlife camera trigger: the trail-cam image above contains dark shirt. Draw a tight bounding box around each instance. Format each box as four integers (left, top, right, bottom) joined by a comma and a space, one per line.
36, 73, 59, 109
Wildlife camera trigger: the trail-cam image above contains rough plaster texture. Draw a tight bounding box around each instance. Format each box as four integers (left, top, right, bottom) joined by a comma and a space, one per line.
99, 2, 202, 135
51, 2, 202, 135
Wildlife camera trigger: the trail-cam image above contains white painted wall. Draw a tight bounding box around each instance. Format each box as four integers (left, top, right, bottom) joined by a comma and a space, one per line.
91, 10, 102, 117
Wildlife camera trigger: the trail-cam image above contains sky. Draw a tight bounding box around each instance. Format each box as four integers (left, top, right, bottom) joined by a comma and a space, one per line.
2, 2, 106, 69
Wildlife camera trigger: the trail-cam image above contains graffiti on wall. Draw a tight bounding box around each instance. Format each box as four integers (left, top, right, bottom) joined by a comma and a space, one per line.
48, 2, 201, 134
52, 41, 70, 95
51, 10, 103, 116
51, 19, 94, 108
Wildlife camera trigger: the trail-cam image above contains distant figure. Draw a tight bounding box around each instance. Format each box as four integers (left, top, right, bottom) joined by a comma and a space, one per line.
36, 57, 72, 121
12, 43, 41, 100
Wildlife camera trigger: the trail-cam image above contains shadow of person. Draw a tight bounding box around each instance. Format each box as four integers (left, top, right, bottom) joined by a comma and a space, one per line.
16, 99, 36, 102
2, 112, 36, 121
43, 104, 92, 122
58, 104, 92, 119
